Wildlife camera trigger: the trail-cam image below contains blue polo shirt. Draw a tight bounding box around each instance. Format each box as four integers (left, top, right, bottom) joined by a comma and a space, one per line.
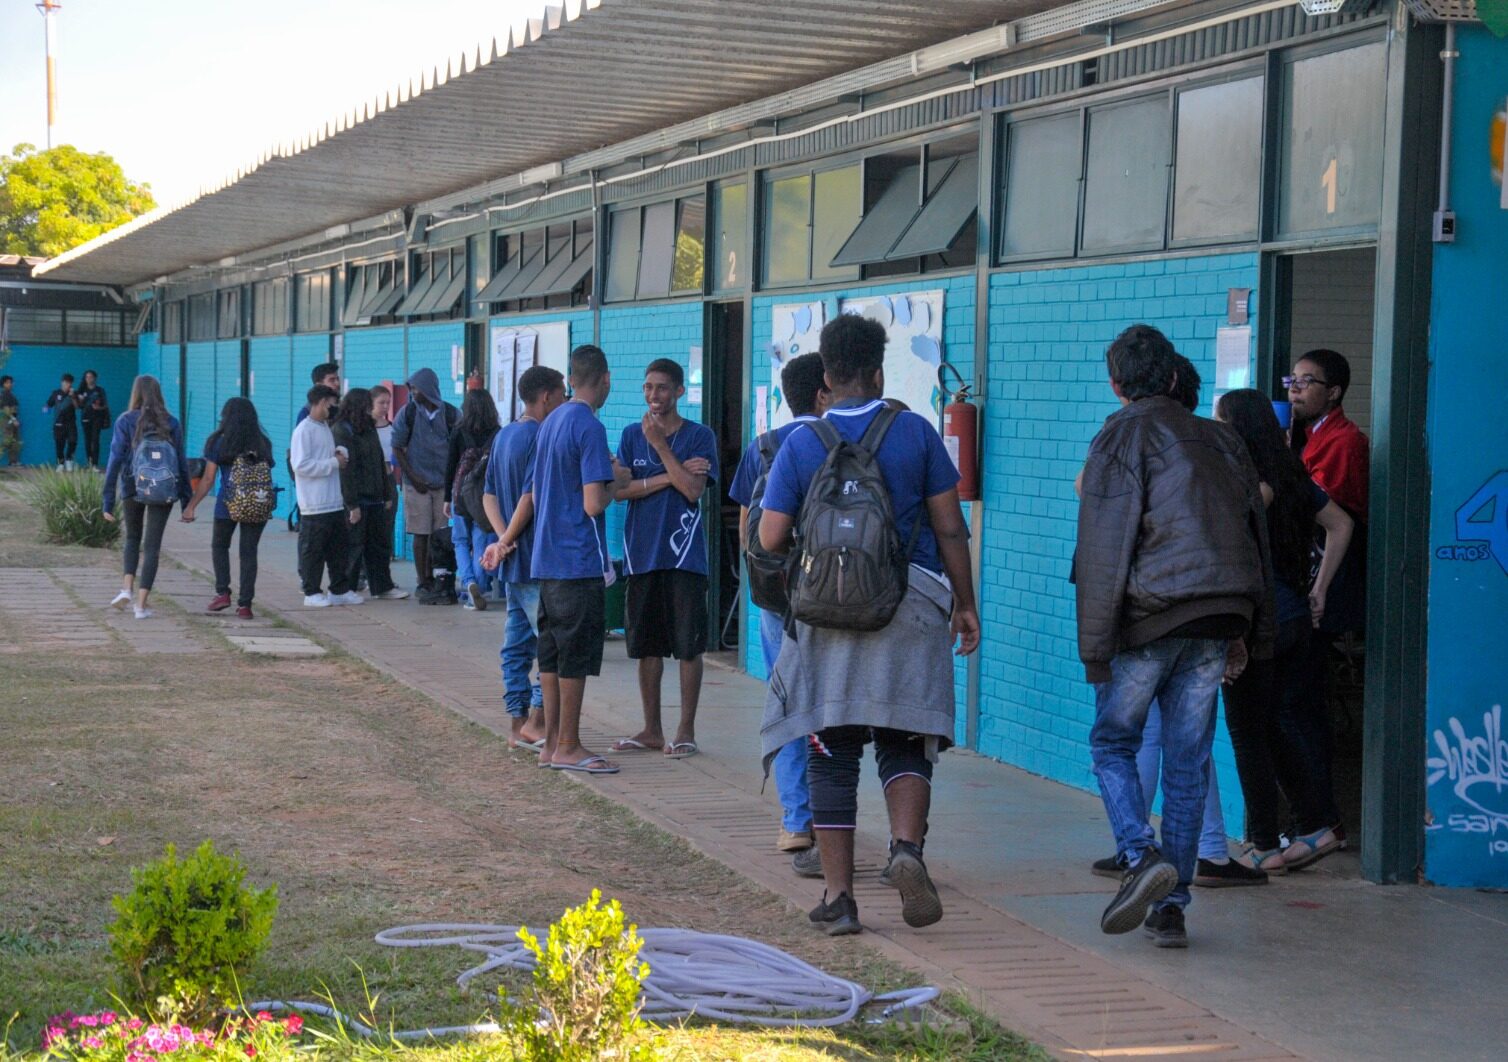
760, 398, 960, 574
728, 415, 821, 509
617, 419, 719, 576
528, 401, 615, 582
483, 417, 541, 585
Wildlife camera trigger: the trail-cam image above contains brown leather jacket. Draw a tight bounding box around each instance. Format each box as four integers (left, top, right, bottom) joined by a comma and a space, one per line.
1075, 396, 1275, 683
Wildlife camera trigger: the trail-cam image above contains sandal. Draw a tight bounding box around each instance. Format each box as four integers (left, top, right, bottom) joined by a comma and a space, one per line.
1282, 826, 1343, 871
552, 755, 621, 775
1238, 844, 1287, 875
610, 737, 663, 752
513, 737, 546, 751
665, 741, 699, 759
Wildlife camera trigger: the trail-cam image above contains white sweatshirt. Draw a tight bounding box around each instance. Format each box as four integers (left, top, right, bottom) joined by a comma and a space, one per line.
289, 416, 344, 516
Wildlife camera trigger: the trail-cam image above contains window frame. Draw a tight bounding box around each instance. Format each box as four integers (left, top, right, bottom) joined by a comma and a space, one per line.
1076, 92, 1174, 259
1167, 68, 1269, 250
602, 192, 708, 304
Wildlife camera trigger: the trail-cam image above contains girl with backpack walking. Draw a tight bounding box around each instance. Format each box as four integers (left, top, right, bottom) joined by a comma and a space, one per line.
101, 375, 191, 620
333, 388, 405, 601
445, 388, 501, 610
182, 397, 276, 618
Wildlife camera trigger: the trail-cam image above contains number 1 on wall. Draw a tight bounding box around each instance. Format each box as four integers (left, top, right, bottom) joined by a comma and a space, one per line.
1321, 157, 1338, 215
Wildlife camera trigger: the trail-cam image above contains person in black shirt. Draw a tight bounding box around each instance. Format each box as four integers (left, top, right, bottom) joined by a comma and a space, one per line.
44, 373, 78, 469
75, 369, 111, 469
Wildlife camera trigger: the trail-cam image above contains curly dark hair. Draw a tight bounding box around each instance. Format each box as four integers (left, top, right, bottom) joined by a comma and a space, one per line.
819, 314, 886, 389
1106, 324, 1178, 401
334, 387, 375, 434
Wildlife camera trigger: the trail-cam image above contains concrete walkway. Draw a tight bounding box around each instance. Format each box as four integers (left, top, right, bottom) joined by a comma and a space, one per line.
151, 516, 1507, 1061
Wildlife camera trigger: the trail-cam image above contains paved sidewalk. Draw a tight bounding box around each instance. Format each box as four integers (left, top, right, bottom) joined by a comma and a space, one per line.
153, 516, 1507, 1061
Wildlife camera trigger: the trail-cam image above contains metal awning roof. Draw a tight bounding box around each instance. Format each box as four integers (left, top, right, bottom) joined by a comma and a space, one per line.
35, 0, 1047, 286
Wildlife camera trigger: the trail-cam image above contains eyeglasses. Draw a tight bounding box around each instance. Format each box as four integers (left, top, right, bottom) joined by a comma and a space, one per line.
1283, 374, 1330, 391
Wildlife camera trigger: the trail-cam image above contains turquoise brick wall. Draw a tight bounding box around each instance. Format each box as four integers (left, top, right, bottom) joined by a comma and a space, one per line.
597, 302, 706, 559
137, 332, 161, 381
248, 337, 295, 520
404, 322, 466, 402
183, 342, 217, 452
5, 343, 140, 467
342, 326, 406, 391
979, 252, 1259, 831
745, 275, 977, 742
213, 340, 242, 435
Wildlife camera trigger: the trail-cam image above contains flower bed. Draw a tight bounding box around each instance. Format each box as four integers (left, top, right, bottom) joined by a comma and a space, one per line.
40, 1011, 304, 1062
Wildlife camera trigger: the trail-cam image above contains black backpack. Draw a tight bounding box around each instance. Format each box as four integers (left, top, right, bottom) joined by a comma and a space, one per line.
786, 407, 919, 632
455, 445, 491, 524
743, 430, 791, 613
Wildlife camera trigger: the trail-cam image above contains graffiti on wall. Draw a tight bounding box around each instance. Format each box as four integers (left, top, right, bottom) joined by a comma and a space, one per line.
1427, 704, 1508, 856
1435, 470, 1508, 575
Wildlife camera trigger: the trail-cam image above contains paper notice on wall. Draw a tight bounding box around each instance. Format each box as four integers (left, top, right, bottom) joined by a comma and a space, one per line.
1213, 325, 1253, 403
451, 343, 463, 382
513, 350, 533, 420
516, 332, 538, 367
838, 289, 946, 426
769, 301, 825, 428
687, 386, 703, 405
491, 328, 517, 422
755, 386, 769, 435
689, 345, 703, 386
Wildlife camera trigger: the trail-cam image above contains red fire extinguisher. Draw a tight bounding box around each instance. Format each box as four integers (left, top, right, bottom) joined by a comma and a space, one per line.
939, 362, 979, 502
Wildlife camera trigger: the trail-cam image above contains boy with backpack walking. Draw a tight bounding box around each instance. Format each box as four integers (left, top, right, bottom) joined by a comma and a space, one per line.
730, 351, 831, 875
609, 358, 718, 760
757, 315, 980, 936
391, 367, 460, 604
290, 384, 360, 608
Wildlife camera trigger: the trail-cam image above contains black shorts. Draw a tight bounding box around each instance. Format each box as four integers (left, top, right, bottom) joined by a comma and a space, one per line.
537, 578, 606, 679
626, 569, 708, 660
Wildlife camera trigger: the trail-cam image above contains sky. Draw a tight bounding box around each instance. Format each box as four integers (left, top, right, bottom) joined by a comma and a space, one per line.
0, 0, 550, 206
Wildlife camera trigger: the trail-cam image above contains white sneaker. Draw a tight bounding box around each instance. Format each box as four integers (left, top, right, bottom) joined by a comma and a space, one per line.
110, 590, 131, 610
374, 588, 410, 600
303, 593, 331, 608
56, 463, 65, 472
330, 591, 365, 606
65, 460, 76, 471
133, 606, 154, 620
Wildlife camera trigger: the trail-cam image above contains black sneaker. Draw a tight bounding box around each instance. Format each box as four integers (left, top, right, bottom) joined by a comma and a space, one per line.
1143, 905, 1188, 948
1194, 857, 1268, 888
1100, 848, 1178, 935
792, 847, 824, 879
415, 583, 442, 605
1091, 855, 1120, 879
879, 840, 943, 928
808, 892, 861, 936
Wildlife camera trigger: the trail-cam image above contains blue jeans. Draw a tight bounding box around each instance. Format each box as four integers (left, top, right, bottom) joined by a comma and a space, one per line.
501, 580, 543, 718
761, 609, 812, 833
451, 514, 497, 595
1136, 703, 1229, 861
1091, 638, 1226, 910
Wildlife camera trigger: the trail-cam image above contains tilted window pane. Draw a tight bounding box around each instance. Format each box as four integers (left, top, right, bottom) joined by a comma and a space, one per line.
1279, 42, 1387, 236
673, 195, 706, 293
605, 208, 641, 302
712, 182, 747, 291
763, 174, 811, 285
1173, 76, 1263, 243
1000, 113, 1082, 259
636, 200, 677, 299
811, 165, 860, 281
1081, 96, 1170, 254
831, 163, 922, 268
889, 154, 979, 259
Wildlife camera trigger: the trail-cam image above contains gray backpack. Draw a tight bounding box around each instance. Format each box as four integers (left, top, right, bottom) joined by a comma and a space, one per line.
787, 407, 918, 632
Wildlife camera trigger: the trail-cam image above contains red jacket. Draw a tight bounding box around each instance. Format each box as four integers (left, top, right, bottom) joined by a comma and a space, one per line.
1301, 407, 1369, 520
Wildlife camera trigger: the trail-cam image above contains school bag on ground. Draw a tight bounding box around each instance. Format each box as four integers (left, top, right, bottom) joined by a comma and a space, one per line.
224, 453, 276, 523
743, 430, 792, 613
132, 432, 180, 504
786, 407, 919, 632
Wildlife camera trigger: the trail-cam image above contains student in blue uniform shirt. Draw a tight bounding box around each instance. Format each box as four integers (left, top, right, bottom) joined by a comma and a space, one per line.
526, 345, 621, 775
481, 364, 567, 751
728, 352, 831, 875
609, 358, 718, 760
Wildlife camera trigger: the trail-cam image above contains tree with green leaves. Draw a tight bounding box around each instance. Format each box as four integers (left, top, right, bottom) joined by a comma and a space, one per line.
0, 143, 155, 258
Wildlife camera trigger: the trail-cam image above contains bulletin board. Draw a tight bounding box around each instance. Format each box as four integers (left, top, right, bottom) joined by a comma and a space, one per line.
767, 300, 826, 429
489, 321, 571, 422
837, 289, 946, 425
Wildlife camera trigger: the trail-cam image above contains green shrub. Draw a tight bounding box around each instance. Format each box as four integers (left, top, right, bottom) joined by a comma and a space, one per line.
501, 890, 659, 1062
21, 467, 119, 548
108, 841, 278, 1022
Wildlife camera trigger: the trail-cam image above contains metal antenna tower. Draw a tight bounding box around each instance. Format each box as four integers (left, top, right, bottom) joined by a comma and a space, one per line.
37, 0, 62, 149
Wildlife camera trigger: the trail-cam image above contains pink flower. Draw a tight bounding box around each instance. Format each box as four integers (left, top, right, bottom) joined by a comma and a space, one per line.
127, 1052, 154, 1062
126, 1018, 145, 1031
79, 1015, 100, 1028
42, 1025, 67, 1049
255, 1012, 272, 1022
283, 1016, 304, 1035
83, 1036, 104, 1048
100, 1012, 119, 1026
245, 1046, 257, 1058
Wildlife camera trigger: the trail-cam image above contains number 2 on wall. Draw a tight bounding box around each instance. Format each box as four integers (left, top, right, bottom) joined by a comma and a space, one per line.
1321, 157, 1338, 215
